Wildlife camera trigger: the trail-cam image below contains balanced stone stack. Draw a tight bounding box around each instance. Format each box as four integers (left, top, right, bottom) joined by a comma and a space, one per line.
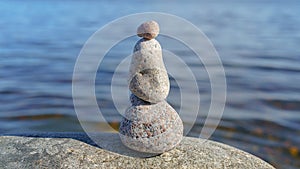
119, 21, 184, 154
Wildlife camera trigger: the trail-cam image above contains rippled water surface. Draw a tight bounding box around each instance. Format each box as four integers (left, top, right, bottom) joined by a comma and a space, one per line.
1, 1, 300, 168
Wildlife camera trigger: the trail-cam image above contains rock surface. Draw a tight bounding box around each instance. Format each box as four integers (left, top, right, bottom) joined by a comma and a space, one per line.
0, 133, 275, 169
130, 93, 151, 106
137, 20, 159, 40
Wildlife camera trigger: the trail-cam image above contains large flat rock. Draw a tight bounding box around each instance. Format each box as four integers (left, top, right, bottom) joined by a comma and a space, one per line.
0, 133, 274, 169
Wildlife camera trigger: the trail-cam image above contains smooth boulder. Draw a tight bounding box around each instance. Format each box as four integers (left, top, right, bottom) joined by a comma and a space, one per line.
0, 134, 276, 169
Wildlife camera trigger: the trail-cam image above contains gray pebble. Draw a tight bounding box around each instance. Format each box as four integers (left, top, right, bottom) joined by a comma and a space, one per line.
129, 38, 165, 78
129, 68, 169, 103
137, 21, 159, 40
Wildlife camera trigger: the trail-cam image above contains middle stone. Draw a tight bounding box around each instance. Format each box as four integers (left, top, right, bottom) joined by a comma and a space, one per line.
129, 38, 169, 103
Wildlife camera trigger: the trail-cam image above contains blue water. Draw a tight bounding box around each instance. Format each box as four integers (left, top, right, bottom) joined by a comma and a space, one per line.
1, 1, 300, 168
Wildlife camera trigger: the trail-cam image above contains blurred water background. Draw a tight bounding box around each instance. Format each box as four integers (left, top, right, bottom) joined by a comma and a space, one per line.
1, 0, 300, 168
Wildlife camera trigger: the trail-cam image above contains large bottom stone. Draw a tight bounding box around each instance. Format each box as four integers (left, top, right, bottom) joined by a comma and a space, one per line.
119, 117, 183, 153
119, 100, 183, 153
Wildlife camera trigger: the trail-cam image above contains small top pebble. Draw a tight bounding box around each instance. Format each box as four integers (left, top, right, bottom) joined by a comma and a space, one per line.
137, 21, 159, 40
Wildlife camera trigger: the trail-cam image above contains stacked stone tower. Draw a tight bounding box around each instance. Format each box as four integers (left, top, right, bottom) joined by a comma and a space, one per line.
119, 21, 183, 153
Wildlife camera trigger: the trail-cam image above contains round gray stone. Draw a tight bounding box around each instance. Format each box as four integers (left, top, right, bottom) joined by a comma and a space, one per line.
129, 38, 166, 78
129, 68, 169, 103
137, 20, 159, 40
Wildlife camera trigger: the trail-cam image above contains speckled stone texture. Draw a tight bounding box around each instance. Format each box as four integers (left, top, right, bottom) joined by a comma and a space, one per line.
137, 20, 159, 40
0, 134, 275, 169
119, 100, 183, 153
130, 39, 165, 76
130, 93, 151, 106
